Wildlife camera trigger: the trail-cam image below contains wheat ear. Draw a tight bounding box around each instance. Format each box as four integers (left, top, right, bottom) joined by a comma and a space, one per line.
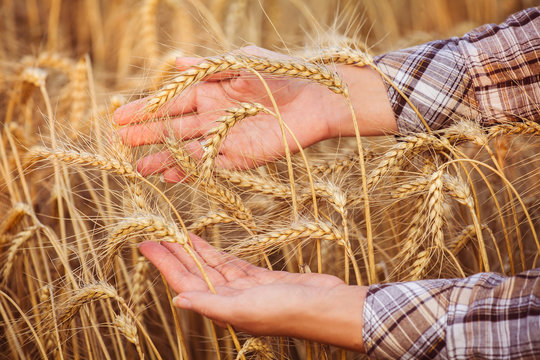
107, 214, 186, 258
145, 54, 346, 112
310, 152, 367, 177
166, 139, 253, 220
426, 171, 445, 248
201, 102, 267, 176
366, 133, 448, 188
217, 168, 291, 198
241, 222, 344, 255
409, 249, 431, 280
0, 202, 33, 237
113, 313, 144, 358
1, 226, 40, 285
28, 146, 139, 178
488, 120, 540, 139
236, 337, 276, 360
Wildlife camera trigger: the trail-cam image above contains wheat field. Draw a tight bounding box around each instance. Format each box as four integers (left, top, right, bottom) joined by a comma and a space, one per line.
0, 0, 539, 359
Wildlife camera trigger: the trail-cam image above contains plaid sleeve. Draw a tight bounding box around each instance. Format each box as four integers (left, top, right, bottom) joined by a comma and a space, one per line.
362, 269, 540, 359
374, 7, 540, 134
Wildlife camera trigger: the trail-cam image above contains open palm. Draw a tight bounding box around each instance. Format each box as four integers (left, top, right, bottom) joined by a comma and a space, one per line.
139, 234, 346, 336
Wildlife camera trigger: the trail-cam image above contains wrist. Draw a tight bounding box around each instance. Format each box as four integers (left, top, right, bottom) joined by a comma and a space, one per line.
292, 284, 368, 352
326, 64, 397, 138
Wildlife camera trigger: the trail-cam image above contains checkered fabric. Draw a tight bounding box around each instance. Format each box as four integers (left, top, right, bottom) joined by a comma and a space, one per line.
374, 7, 540, 134
363, 270, 540, 359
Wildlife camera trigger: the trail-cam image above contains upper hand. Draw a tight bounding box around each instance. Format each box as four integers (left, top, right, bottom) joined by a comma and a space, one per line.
113, 46, 350, 182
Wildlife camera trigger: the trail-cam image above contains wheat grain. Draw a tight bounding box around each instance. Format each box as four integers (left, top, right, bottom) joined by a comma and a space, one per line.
426, 170, 445, 248
236, 337, 275, 360
201, 102, 267, 176
28, 146, 139, 178
0, 202, 33, 237
217, 168, 291, 198
1, 226, 40, 285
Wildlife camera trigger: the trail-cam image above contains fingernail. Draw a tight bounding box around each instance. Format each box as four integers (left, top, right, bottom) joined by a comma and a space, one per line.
173, 296, 191, 308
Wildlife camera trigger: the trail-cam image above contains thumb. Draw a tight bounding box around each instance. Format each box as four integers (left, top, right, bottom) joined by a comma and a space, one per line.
173, 291, 236, 323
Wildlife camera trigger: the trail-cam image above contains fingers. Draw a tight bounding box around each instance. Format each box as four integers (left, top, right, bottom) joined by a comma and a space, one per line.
173, 290, 239, 326
138, 241, 208, 293
184, 141, 257, 170
162, 167, 186, 183
118, 113, 213, 146
136, 151, 173, 176
160, 241, 226, 284
189, 234, 265, 280
136, 149, 194, 180
113, 90, 198, 126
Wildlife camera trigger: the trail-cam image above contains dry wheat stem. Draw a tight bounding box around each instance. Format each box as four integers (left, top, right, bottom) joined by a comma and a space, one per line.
0, 289, 48, 360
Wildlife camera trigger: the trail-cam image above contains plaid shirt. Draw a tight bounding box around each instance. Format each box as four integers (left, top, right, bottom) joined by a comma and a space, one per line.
364, 8, 540, 359
374, 7, 540, 134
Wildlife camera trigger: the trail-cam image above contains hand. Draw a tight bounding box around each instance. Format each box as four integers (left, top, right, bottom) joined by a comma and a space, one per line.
114, 46, 396, 182
139, 234, 367, 352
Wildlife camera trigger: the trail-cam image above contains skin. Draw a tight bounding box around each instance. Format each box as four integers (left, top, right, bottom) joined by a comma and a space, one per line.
115, 46, 397, 352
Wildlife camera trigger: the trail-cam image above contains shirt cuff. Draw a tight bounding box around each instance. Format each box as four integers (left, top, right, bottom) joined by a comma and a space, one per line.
362, 270, 540, 359
363, 279, 456, 359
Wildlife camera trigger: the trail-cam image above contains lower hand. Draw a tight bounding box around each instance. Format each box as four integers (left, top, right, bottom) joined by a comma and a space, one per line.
139, 234, 367, 352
